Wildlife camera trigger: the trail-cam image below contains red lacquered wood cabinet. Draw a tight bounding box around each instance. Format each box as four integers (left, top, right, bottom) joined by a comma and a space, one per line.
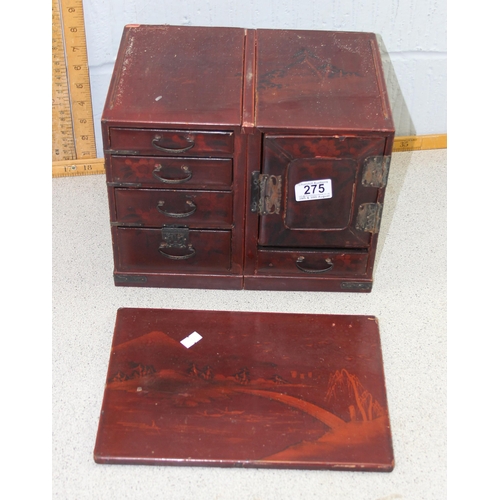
102, 25, 394, 292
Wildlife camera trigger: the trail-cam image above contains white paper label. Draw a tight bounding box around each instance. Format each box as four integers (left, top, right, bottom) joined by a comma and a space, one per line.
294, 179, 332, 202
180, 331, 202, 348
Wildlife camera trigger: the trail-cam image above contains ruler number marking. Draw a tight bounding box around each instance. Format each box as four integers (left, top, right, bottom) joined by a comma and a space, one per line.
52, 0, 96, 165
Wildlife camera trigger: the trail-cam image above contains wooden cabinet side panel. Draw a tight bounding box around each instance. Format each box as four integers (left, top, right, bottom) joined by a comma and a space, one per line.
364, 134, 395, 280
229, 132, 247, 274
243, 132, 263, 276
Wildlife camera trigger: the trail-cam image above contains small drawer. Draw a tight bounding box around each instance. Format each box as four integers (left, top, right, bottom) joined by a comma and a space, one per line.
114, 188, 233, 228
108, 128, 234, 156
114, 227, 232, 274
256, 248, 368, 276
108, 156, 233, 189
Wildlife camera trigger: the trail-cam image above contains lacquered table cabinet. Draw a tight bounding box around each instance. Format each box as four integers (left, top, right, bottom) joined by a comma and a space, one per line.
103, 25, 394, 292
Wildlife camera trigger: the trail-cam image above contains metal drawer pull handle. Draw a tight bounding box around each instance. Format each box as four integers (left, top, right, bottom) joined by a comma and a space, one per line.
152, 134, 194, 153
157, 200, 197, 218
152, 164, 192, 183
158, 242, 196, 260
295, 256, 333, 274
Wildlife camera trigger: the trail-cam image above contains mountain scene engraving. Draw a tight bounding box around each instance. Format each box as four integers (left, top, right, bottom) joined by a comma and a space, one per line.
258, 48, 362, 91
100, 328, 391, 465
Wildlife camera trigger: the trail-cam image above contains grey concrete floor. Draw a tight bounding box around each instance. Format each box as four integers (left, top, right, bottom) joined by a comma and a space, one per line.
52, 149, 446, 499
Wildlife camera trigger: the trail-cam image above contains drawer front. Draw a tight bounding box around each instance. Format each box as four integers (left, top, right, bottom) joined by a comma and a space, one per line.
114, 189, 233, 227
114, 227, 232, 273
108, 156, 233, 189
256, 249, 368, 276
109, 128, 234, 156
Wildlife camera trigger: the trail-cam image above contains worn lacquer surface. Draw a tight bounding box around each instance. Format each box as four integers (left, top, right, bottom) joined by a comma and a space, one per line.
103, 25, 394, 291
103, 25, 245, 127
94, 308, 394, 470
255, 30, 393, 132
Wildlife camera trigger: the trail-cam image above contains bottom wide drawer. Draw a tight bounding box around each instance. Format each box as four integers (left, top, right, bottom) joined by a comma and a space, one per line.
256, 248, 368, 276
113, 227, 232, 274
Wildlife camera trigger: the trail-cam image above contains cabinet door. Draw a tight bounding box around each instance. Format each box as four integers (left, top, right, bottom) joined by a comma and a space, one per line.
257, 135, 388, 248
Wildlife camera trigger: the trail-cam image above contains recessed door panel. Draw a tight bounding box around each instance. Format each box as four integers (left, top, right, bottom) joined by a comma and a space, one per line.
284, 158, 357, 230
258, 135, 386, 248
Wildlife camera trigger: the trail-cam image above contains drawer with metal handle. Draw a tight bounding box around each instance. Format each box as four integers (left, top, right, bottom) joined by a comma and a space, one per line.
113, 226, 232, 274
107, 156, 233, 189
107, 128, 234, 156
113, 188, 233, 228
255, 248, 369, 276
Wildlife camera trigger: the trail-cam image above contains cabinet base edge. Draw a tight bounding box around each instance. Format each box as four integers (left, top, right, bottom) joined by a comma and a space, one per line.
113, 273, 373, 292
113, 273, 243, 290
243, 276, 373, 292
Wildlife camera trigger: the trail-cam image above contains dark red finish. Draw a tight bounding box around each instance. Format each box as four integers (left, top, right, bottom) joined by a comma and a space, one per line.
256, 248, 369, 276
114, 189, 233, 228
259, 135, 386, 249
94, 308, 394, 471
103, 25, 245, 127
102, 25, 394, 291
254, 29, 393, 133
113, 227, 232, 274
108, 128, 234, 156
108, 156, 233, 190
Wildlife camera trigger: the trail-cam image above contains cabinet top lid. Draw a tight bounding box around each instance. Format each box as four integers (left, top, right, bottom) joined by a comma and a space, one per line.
254, 29, 394, 132
103, 25, 246, 128
103, 26, 394, 133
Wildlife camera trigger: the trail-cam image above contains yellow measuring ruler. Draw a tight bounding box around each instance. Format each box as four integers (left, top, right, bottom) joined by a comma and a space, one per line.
52, 0, 104, 177
393, 134, 447, 153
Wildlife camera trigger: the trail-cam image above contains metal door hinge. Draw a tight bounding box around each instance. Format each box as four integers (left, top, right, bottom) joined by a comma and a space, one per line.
356, 203, 383, 233
250, 172, 282, 215
362, 156, 391, 188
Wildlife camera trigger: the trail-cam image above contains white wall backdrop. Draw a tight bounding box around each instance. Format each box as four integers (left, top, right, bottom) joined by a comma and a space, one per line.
82, 0, 447, 157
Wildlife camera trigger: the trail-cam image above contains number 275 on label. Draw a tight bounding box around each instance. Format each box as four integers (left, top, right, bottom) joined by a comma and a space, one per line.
295, 179, 332, 202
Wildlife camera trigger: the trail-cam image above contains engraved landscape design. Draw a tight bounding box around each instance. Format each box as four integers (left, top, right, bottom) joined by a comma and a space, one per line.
95, 309, 394, 470
258, 47, 362, 91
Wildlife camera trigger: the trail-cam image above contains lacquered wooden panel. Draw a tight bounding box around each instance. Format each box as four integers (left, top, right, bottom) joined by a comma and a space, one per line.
258, 135, 386, 248
102, 25, 245, 127
114, 273, 243, 290
283, 159, 357, 231
114, 227, 232, 274
256, 248, 368, 277
94, 308, 394, 470
108, 156, 233, 189
254, 30, 393, 133
243, 275, 373, 292
264, 135, 387, 162
109, 128, 234, 156
114, 189, 233, 228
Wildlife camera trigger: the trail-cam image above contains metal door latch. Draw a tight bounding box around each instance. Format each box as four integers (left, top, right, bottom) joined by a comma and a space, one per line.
159, 225, 196, 260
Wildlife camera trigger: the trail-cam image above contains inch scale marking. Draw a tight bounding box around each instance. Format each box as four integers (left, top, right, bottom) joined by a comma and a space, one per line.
52, 0, 75, 161
52, 0, 104, 176
392, 134, 447, 153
